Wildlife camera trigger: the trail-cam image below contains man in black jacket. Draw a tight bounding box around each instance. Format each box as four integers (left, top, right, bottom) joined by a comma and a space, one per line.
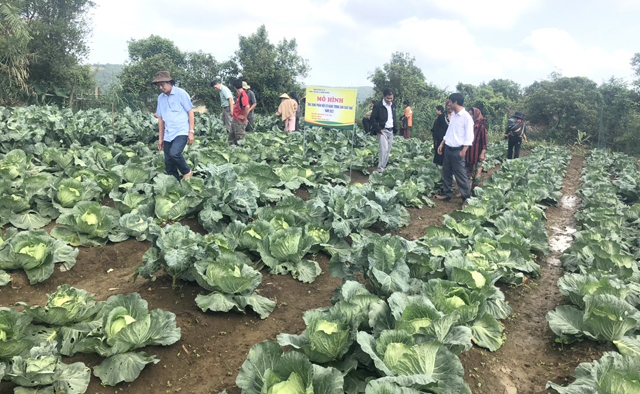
370, 88, 397, 172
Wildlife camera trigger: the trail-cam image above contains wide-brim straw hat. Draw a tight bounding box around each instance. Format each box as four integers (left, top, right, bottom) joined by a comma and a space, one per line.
152, 71, 174, 84
242, 81, 251, 89
279, 93, 290, 99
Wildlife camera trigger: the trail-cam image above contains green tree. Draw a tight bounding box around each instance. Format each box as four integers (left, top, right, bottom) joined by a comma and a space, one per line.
370, 52, 447, 139
119, 36, 186, 109
455, 82, 515, 133
455, 82, 477, 104
599, 77, 640, 154
233, 25, 310, 114
524, 73, 601, 143
483, 79, 522, 103
631, 53, 640, 91
0, 0, 32, 103
22, 0, 96, 104
119, 35, 220, 110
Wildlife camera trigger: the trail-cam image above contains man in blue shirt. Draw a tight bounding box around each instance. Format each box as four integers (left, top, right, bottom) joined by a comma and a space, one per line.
211, 80, 233, 133
153, 71, 195, 180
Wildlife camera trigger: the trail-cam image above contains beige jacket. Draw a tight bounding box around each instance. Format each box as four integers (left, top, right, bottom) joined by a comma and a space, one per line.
276, 98, 298, 120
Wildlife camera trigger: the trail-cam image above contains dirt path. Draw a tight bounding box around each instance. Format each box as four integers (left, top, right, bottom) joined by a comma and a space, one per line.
459, 152, 612, 394
392, 162, 504, 240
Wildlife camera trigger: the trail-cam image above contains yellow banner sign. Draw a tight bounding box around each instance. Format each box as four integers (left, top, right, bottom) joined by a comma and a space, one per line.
304, 86, 357, 129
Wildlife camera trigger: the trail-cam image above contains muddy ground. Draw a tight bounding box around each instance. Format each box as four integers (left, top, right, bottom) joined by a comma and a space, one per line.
458, 152, 611, 394
0, 153, 606, 394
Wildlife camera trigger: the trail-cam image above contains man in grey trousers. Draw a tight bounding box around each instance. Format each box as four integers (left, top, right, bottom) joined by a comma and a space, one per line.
211, 80, 233, 133
370, 88, 397, 173
436, 92, 474, 203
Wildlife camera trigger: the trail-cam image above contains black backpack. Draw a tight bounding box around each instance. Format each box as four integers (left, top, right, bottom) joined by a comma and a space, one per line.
507, 112, 525, 137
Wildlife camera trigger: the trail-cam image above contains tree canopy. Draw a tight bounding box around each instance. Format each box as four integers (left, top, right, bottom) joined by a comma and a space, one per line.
0, 0, 95, 105
232, 25, 310, 114
119, 35, 220, 110
369, 52, 447, 138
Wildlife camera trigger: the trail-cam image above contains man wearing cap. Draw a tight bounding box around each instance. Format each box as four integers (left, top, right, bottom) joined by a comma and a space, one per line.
370, 88, 397, 173
243, 81, 257, 131
276, 93, 298, 132
153, 71, 194, 180
230, 79, 250, 145
211, 80, 234, 133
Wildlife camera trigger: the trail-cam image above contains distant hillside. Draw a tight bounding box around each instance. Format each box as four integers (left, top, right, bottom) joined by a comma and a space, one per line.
353, 86, 374, 103
91, 64, 124, 92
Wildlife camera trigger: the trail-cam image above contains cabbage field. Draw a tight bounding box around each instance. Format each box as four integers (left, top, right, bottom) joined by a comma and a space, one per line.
0, 105, 638, 393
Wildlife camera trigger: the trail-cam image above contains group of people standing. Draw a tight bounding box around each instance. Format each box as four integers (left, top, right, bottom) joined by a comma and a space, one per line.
367, 89, 527, 205
430, 96, 489, 198
431, 93, 527, 203
152, 67, 528, 196
152, 70, 307, 181
432, 93, 486, 203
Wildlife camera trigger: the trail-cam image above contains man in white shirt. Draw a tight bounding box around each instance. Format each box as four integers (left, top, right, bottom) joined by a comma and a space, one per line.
436, 93, 474, 203
370, 88, 397, 172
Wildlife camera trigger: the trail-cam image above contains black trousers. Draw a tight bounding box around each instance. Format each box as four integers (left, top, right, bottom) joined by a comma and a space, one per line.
508, 136, 522, 159
442, 145, 471, 200
433, 138, 444, 165
362, 117, 372, 134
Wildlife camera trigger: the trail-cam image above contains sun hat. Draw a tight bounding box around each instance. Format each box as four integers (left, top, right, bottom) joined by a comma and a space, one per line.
152, 71, 174, 84
279, 93, 290, 99
242, 81, 251, 89
513, 111, 525, 120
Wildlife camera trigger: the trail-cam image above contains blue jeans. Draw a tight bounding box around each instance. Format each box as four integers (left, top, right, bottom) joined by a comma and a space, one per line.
163, 135, 190, 180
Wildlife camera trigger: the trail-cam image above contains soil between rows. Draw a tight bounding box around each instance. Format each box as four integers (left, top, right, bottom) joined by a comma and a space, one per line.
0, 166, 463, 394
459, 152, 612, 394
0, 154, 604, 394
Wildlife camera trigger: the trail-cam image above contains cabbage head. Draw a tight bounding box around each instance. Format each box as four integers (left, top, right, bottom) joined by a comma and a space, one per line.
277, 309, 354, 363
19, 285, 103, 326
0, 229, 78, 284
51, 201, 124, 246
236, 341, 343, 394
51, 178, 101, 210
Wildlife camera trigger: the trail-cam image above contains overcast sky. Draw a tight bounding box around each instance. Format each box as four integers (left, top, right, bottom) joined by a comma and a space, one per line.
87, 0, 639, 90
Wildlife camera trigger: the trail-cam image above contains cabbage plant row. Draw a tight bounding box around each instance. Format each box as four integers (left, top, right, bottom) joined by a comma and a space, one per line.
0, 285, 180, 392
233, 145, 571, 394
546, 149, 640, 393
0, 106, 453, 287
0, 106, 511, 392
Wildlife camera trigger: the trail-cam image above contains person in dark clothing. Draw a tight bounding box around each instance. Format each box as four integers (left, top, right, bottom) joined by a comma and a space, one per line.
431, 103, 448, 166
370, 88, 397, 172
362, 100, 375, 135
289, 92, 302, 131
505, 111, 528, 159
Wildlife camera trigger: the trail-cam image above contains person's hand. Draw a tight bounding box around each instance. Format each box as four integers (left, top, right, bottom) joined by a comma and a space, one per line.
157, 141, 163, 151
480, 151, 486, 161
437, 144, 443, 155
459, 150, 466, 158
187, 132, 194, 145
